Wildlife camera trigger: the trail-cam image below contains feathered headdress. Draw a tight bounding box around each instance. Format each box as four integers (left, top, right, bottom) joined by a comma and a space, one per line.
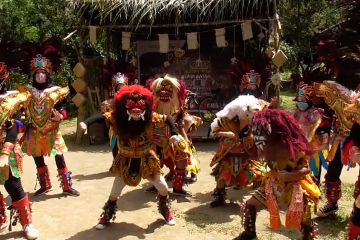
215, 95, 263, 120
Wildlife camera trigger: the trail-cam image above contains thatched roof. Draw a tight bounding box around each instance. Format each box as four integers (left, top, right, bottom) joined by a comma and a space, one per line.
69, 0, 278, 29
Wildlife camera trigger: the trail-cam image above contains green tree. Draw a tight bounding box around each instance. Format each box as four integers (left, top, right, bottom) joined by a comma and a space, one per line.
280, 0, 343, 72
0, 0, 77, 43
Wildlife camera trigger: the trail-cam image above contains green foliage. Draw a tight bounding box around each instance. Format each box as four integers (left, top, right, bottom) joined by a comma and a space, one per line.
8, 72, 29, 89
8, 58, 74, 88
280, 0, 344, 71
52, 57, 74, 87
280, 88, 296, 110
0, 0, 77, 43
280, 42, 299, 72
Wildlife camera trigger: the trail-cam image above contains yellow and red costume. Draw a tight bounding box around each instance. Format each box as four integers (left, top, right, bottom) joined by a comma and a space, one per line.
0, 62, 38, 239
314, 80, 360, 239
19, 85, 69, 156
235, 109, 320, 240
108, 112, 175, 186
95, 85, 177, 229
209, 95, 267, 207
150, 74, 199, 196
18, 54, 79, 197
293, 83, 331, 184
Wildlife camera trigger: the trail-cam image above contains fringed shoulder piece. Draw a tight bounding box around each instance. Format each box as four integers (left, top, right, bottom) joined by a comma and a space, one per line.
0, 91, 31, 127
48, 86, 70, 105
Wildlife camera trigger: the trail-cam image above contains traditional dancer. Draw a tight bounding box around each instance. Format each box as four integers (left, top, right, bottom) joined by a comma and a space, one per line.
343, 122, 360, 240
293, 82, 331, 185
18, 54, 79, 196
314, 81, 360, 239
183, 111, 203, 183
80, 72, 128, 159
95, 85, 179, 229
149, 74, 197, 196
239, 70, 262, 98
209, 95, 267, 207
234, 109, 320, 240
0, 62, 39, 239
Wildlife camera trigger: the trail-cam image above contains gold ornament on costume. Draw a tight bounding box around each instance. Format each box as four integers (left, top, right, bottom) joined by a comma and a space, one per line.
18, 85, 69, 134
314, 81, 360, 136
30, 54, 52, 76
108, 112, 167, 186
0, 91, 31, 128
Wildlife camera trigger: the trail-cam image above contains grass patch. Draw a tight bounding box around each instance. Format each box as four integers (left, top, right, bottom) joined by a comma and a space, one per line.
342, 182, 356, 201
60, 116, 77, 127
280, 88, 296, 110
62, 132, 77, 144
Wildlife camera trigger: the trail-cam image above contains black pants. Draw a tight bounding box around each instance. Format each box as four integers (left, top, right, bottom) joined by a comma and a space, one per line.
34, 154, 66, 169
324, 147, 343, 182
3, 170, 26, 202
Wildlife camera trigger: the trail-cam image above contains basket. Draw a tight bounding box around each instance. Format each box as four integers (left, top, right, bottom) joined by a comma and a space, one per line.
72, 93, 86, 107
72, 78, 87, 93
73, 62, 86, 78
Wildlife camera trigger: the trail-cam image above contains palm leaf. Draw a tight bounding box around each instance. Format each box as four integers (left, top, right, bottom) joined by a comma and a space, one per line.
67, 0, 280, 28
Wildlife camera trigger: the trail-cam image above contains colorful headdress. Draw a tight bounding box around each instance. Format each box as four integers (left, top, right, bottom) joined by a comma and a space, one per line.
295, 82, 314, 102
240, 70, 261, 93
112, 72, 128, 87
0, 62, 9, 82
30, 54, 52, 76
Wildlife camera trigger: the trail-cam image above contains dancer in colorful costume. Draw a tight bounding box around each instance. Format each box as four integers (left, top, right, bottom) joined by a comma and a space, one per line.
80, 72, 128, 158
96, 85, 179, 229
314, 81, 360, 239
183, 111, 203, 183
209, 95, 267, 207
234, 109, 320, 240
0, 63, 39, 239
343, 122, 360, 240
18, 54, 79, 196
149, 74, 197, 196
293, 82, 331, 185
239, 70, 262, 98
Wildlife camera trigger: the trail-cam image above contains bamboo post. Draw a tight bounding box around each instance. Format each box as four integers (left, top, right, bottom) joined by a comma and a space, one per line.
76, 105, 86, 144
72, 62, 87, 144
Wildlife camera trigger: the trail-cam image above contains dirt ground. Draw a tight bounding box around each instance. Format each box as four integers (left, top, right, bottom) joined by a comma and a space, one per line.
0, 124, 358, 240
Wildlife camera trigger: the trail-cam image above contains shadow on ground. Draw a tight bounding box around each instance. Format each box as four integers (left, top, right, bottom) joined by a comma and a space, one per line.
183, 202, 241, 226
30, 192, 77, 203
64, 220, 165, 240
0, 230, 27, 240
71, 171, 113, 181
117, 188, 158, 212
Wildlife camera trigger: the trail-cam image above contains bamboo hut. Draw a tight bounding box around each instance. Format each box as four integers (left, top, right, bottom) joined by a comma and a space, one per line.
68, 0, 281, 142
